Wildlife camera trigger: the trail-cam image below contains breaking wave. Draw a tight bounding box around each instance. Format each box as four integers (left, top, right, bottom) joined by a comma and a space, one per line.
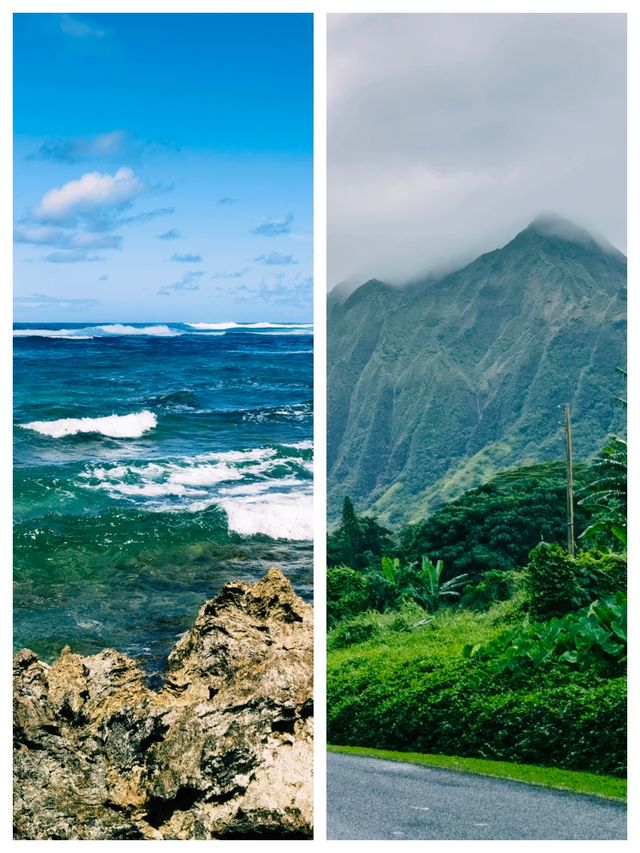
20, 411, 158, 439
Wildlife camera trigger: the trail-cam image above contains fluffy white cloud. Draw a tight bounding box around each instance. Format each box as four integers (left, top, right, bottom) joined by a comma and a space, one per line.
33, 167, 145, 224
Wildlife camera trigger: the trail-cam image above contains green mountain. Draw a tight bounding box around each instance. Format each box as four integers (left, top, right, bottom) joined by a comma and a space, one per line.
328, 215, 626, 525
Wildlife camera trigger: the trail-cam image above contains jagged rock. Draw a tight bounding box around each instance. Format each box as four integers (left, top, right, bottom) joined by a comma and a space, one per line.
13, 568, 313, 840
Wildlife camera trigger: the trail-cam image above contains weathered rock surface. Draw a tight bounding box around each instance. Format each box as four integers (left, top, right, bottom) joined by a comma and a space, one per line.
13, 568, 313, 840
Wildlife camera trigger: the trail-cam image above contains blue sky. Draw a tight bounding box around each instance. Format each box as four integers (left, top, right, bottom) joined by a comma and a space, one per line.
13, 13, 313, 322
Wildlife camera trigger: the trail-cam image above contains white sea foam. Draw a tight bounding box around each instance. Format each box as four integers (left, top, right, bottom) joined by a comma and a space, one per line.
187, 322, 240, 330
187, 321, 313, 331
97, 324, 180, 336
13, 328, 95, 339
216, 492, 313, 540
198, 447, 277, 465
252, 329, 313, 336
242, 404, 311, 423
167, 463, 243, 487
98, 481, 202, 498
78, 443, 313, 540
218, 477, 304, 497
21, 410, 157, 439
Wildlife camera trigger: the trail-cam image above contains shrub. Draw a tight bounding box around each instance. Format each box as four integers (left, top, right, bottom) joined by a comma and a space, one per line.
461, 569, 516, 611
575, 550, 627, 601
327, 566, 370, 627
527, 543, 584, 618
328, 612, 383, 650
327, 641, 626, 776
466, 593, 627, 677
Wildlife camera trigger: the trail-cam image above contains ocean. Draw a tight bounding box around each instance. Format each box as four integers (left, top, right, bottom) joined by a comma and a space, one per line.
14, 321, 313, 678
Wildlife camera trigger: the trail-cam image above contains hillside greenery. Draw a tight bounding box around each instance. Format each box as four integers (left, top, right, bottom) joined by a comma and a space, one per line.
327, 441, 627, 779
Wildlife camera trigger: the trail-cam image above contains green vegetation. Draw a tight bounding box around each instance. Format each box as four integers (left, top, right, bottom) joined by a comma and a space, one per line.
328, 497, 393, 569
399, 463, 591, 579
327, 745, 627, 801
579, 434, 627, 550
327, 437, 627, 781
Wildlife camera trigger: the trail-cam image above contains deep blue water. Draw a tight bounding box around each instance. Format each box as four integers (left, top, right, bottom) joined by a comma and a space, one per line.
14, 321, 313, 673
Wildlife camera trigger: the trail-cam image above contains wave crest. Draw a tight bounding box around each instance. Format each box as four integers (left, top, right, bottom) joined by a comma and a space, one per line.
13, 329, 95, 340
187, 321, 313, 331
20, 410, 157, 439
97, 324, 180, 336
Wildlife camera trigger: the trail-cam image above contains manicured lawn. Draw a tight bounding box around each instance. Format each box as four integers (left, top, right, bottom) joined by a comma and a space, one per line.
327, 744, 627, 802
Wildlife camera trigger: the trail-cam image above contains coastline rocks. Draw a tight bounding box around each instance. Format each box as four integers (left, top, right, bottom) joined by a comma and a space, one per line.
13, 568, 313, 840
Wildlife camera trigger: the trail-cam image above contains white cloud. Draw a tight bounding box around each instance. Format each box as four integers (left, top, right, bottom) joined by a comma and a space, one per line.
44, 250, 101, 264
14, 293, 101, 311
59, 15, 107, 39
14, 224, 65, 245
33, 167, 145, 224
14, 223, 121, 250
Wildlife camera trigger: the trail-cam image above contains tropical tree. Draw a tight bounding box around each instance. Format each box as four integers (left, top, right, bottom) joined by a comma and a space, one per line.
380, 554, 468, 613
327, 496, 393, 568
411, 556, 469, 612
578, 434, 627, 549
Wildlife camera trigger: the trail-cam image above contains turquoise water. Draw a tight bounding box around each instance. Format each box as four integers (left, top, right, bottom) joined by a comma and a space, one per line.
14, 322, 313, 675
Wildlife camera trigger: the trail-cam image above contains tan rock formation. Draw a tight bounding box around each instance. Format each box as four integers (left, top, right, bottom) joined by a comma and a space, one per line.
13, 568, 313, 840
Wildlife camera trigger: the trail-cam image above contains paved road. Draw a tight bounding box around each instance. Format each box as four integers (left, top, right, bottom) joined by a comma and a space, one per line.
327, 752, 627, 840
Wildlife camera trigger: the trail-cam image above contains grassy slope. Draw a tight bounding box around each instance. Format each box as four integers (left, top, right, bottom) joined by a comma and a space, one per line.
327, 744, 626, 802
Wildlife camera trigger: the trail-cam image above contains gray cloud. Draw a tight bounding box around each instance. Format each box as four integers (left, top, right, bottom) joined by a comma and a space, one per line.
251, 213, 294, 237
170, 252, 203, 263
158, 228, 181, 240
157, 270, 204, 296
217, 196, 236, 205
99, 274, 109, 281
255, 252, 297, 266
328, 13, 626, 287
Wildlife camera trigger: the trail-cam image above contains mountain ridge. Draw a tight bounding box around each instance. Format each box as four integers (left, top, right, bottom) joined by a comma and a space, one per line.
328, 216, 626, 525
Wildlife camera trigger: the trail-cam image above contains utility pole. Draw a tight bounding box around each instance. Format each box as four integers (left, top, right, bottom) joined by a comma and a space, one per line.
564, 405, 576, 557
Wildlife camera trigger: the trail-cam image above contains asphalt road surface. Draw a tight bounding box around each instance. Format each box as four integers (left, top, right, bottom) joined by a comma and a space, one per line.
327, 752, 627, 840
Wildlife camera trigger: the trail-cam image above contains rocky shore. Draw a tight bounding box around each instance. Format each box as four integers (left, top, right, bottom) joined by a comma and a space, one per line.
13, 568, 313, 840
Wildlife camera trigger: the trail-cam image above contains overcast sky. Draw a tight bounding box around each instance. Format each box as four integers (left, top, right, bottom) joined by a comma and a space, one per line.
14, 14, 313, 322
328, 13, 626, 289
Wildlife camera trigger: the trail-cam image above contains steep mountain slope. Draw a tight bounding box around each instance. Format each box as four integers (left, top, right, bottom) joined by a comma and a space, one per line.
328, 216, 626, 525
